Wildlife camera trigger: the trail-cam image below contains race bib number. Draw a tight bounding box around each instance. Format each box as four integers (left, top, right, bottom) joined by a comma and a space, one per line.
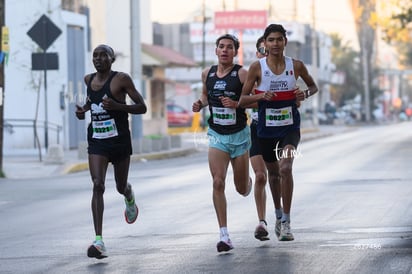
212, 107, 236, 125
265, 106, 293, 126
92, 119, 119, 139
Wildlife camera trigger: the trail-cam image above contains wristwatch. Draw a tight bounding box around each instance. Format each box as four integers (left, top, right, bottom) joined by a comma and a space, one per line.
304, 89, 311, 99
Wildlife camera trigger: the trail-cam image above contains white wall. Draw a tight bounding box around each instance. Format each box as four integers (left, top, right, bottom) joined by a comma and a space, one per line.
85, 0, 152, 75
140, 1, 153, 44
4, 0, 86, 150
85, 0, 152, 132
4, 0, 152, 151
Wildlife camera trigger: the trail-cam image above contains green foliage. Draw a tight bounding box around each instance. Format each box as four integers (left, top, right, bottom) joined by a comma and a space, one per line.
376, 1, 412, 67
392, 4, 412, 28
389, 4, 412, 67
396, 42, 412, 66
330, 33, 363, 106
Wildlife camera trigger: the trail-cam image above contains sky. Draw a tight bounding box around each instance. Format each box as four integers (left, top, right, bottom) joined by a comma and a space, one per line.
150, 0, 358, 47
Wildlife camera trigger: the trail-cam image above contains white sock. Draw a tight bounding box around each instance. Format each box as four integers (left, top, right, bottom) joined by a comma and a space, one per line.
281, 213, 290, 223
220, 227, 229, 241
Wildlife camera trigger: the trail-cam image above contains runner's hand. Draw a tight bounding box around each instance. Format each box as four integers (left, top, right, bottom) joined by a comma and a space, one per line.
261, 91, 276, 101
75, 105, 86, 120
295, 88, 305, 102
192, 99, 203, 112
219, 96, 237, 108
102, 96, 118, 110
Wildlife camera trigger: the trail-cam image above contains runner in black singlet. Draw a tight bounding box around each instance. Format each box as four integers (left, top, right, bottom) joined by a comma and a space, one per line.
192, 34, 252, 253
75, 44, 146, 259
86, 71, 132, 162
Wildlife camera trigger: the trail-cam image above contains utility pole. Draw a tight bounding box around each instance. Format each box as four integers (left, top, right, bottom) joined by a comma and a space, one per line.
0, 0, 5, 177
201, 0, 207, 129
222, 0, 226, 11
130, 0, 143, 139
42, 17, 49, 150
311, 0, 319, 126
362, 34, 371, 122
292, 0, 297, 21
202, 0, 206, 69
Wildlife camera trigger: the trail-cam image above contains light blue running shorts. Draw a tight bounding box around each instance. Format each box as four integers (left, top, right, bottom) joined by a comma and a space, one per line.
207, 126, 251, 159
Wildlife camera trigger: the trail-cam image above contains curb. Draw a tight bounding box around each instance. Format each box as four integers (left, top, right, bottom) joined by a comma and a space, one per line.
62, 127, 342, 175
62, 147, 199, 175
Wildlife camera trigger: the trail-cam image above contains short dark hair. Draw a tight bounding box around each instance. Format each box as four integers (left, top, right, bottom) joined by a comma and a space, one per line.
215, 34, 240, 51
263, 24, 287, 40
256, 36, 264, 50
95, 44, 116, 62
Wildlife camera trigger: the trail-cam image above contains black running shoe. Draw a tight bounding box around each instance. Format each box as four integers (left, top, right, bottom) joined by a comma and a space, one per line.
87, 240, 108, 259
217, 239, 234, 252
254, 222, 270, 241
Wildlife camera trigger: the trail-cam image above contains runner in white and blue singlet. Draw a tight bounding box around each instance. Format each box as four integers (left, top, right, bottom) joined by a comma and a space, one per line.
239, 24, 318, 242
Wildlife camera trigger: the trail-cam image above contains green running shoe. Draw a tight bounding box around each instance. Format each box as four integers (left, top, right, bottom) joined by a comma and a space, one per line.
124, 192, 138, 224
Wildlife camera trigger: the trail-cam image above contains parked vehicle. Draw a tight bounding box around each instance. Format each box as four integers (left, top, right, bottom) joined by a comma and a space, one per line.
167, 103, 193, 127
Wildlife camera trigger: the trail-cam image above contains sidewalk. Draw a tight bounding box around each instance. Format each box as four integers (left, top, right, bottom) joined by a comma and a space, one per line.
1, 125, 354, 179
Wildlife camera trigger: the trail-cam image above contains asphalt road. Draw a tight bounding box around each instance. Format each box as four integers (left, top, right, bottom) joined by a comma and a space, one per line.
0, 122, 411, 274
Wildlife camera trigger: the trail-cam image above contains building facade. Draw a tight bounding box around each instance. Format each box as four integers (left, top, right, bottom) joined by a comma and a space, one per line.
4, 0, 89, 152
158, 19, 334, 118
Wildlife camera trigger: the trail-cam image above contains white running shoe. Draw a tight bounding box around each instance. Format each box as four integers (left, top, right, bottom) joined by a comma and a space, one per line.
275, 218, 281, 238
279, 221, 294, 241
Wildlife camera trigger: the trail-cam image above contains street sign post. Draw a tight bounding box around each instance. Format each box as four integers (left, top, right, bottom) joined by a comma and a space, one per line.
27, 14, 62, 51
27, 14, 61, 151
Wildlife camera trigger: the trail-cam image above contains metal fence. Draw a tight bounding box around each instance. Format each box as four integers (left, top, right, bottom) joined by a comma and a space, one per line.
4, 119, 62, 148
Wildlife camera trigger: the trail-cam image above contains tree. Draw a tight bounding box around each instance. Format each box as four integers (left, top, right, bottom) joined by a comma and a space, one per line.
349, 0, 377, 121
329, 33, 362, 107
393, 4, 412, 26
373, 0, 412, 67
